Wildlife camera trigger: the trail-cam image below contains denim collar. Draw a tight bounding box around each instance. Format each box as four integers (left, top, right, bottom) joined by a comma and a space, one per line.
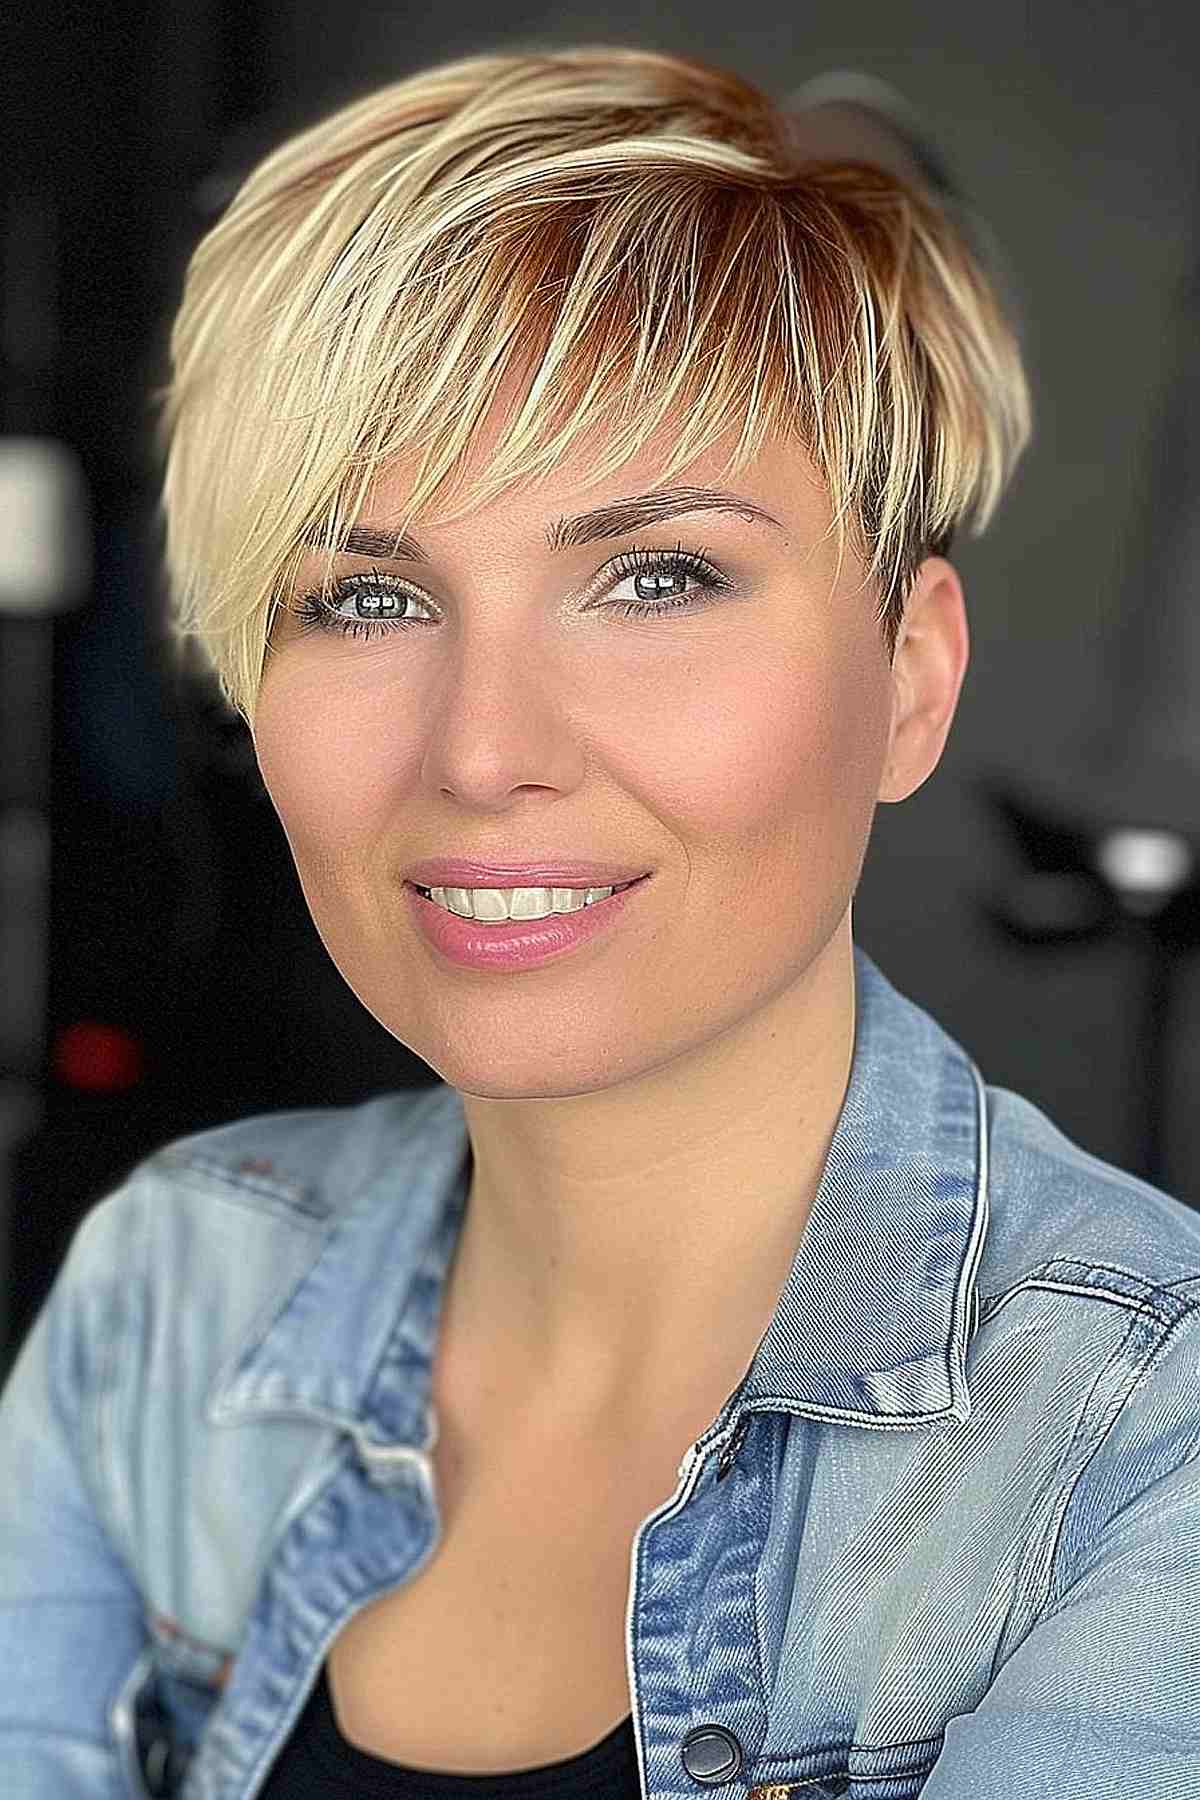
208, 945, 988, 1443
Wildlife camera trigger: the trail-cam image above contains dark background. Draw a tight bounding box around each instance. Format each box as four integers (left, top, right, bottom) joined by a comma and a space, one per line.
4, 0, 1200, 1378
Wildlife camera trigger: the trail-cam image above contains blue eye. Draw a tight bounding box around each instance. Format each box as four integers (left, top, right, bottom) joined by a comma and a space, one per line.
601, 545, 734, 616
290, 567, 420, 640
288, 545, 735, 642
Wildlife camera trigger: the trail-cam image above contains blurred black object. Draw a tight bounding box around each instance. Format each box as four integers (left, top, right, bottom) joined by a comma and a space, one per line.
978, 760, 1199, 1189
977, 244, 1200, 1188
0, 0, 431, 1370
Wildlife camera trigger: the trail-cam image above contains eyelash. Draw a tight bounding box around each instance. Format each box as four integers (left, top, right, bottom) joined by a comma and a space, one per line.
288, 543, 735, 642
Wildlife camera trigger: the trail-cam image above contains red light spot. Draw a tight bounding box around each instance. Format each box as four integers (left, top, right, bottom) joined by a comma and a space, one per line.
53, 1022, 144, 1092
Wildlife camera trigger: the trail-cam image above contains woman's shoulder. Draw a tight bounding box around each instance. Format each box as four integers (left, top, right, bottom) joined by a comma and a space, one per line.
51, 1083, 471, 1396
979, 1079, 1200, 1303
162, 1082, 459, 1202
79, 1081, 464, 1244
25, 1082, 473, 1648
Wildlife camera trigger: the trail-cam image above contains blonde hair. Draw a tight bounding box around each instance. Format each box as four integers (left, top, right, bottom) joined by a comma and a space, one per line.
150, 42, 1032, 728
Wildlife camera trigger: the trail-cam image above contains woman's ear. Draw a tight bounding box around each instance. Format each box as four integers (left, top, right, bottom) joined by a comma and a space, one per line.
877, 557, 970, 805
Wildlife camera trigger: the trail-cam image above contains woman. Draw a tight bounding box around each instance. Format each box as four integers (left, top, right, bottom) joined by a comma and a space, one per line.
2, 41, 1198, 1800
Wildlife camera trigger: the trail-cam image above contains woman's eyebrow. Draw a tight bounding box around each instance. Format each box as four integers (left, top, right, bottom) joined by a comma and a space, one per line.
302, 487, 784, 563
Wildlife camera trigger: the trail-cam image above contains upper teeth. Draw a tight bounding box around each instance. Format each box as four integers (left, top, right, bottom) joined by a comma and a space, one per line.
422, 884, 621, 921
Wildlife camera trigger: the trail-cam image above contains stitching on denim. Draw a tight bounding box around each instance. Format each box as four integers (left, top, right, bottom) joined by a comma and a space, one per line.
1039, 1253, 1197, 1285
976, 1273, 1175, 1330
752, 1726, 944, 1764
1033, 1297, 1173, 1622
86, 1213, 144, 1590
156, 1151, 331, 1222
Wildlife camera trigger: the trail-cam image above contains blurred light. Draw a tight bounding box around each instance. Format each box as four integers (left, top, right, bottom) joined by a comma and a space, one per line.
0, 438, 92, 615
1093, 827, 1195, 913
52, 1021, 144, 1093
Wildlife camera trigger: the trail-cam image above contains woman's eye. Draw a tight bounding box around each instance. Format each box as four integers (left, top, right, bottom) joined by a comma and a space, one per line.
603, 546, 734, 617
288, 546, 734, 642
289, 568, 425, 640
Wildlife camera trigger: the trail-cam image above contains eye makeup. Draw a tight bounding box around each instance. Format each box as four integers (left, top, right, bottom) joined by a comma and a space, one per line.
287, 543, 737, 642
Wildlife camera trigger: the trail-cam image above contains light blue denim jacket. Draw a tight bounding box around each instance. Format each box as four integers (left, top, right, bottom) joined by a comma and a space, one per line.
3, 944, 1199, 1799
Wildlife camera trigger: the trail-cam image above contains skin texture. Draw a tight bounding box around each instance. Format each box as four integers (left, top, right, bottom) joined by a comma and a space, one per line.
253, 374, 969, 1431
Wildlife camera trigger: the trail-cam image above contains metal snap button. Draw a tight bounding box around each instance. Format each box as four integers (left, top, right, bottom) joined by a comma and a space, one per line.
681, 1723, 744, 1783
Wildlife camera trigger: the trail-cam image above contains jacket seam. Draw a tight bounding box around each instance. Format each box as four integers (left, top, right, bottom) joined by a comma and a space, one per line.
98, 1222, 151, 1598
78, 1203, 154, 1787
752, 1726, 945, 1764
977, 1275, 1181, 1332
152, 1154, 334, 1226
1035, 1254, 1200, 1298
1036, 1297, 1200, 1622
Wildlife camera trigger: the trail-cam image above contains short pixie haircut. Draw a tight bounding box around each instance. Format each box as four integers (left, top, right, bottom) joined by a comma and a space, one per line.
151, 42, 1032, 728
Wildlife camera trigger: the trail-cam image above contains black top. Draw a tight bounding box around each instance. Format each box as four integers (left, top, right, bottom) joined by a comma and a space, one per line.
256, 1659, 641, 1797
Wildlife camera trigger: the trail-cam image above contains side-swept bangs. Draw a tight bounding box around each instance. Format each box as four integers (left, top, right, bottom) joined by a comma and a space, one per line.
151, 44, 1031, 724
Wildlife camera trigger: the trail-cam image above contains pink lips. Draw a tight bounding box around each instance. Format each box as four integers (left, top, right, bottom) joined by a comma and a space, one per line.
406, 873, 650, 972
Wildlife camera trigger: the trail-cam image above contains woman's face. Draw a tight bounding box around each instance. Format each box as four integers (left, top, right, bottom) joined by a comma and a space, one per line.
253, 412, 921, 1100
